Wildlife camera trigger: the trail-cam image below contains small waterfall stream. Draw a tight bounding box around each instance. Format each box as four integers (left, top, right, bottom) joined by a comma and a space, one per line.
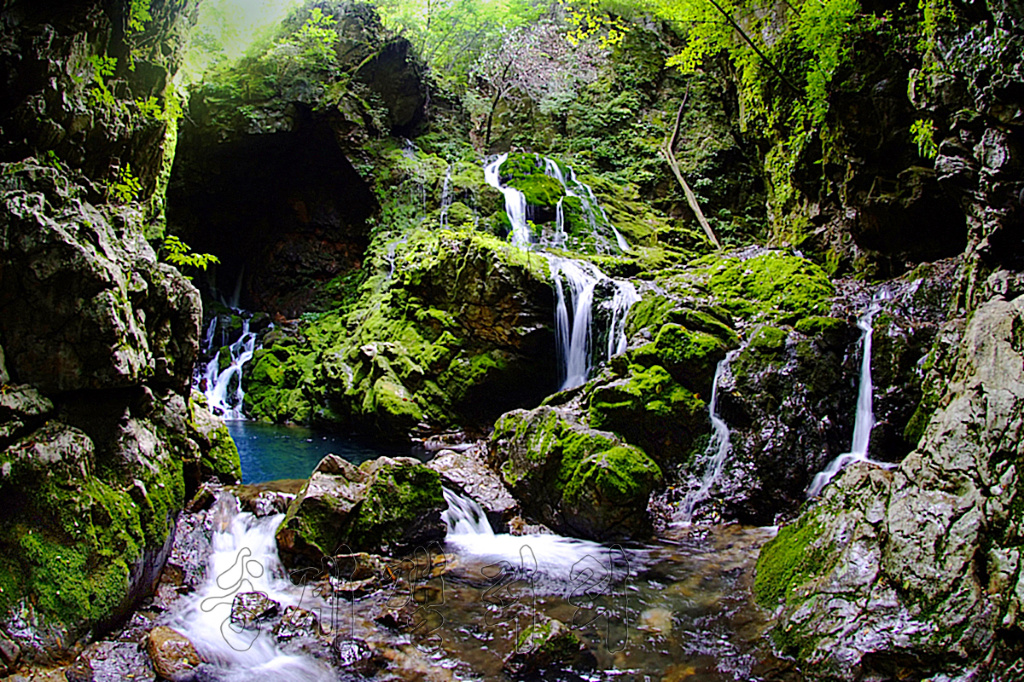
807, 298, 892, 498
201, 317, 257, 419
441, 487, 633, 590
677, 350, 739, 524
168, 495, 335, 681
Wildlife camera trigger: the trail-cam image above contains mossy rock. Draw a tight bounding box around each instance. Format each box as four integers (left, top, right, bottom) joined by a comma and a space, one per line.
489, 406, 660, 540
588, 364, 708, 468
499, 154, 565, 208
0, 421, 187, 647
629, 323, 730, 389
188, 395, 242, 483
747, 325, 789, 356
562, 445, 662, 538
696, 252, 835, 324
276, 455, 446, 566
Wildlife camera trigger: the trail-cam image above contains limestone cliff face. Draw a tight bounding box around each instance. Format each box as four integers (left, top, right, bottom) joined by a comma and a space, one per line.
0, 0, 238, 671
754, 284, 1024, 680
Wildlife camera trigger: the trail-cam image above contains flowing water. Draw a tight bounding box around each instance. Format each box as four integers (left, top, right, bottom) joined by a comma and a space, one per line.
807, 296, 894, 498
482, 153, 640, 389
678, 351, 740, 524
202, 317, 257, 419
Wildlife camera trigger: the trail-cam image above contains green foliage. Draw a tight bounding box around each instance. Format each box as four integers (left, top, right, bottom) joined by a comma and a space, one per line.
910, 118, 938, 159
108, 163, 143, 203
161, 234, 220, 271
128, 0, 153, 35
135, 95, 163, 119
560, 0, 628, 48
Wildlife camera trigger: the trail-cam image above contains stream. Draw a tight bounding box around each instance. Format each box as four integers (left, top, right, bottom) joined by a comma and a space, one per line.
148, 425, 793, 682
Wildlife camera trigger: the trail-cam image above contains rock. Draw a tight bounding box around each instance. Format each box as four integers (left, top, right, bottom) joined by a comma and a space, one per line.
502, 617, 595, 676
489, 405, 662, 540
331, 637, 385, 676
274, 606, 319, 641
0, 630, 20, 675
187, 396, 242, 484
230, 592, 280, 629
66, 640, 155, 682
145, 627, 202, 682
754, 293, 1024, 679
427, 446, 518, 531
276, 455, 446, 568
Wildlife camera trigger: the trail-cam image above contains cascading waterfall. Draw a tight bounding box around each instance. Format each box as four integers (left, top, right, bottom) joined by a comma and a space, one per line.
550, 258, 639, 391
168, 494, 335, 681
442, 487, 633, 590
486, 153, 640, 389
483, 154, 532, 247
807, 297, 892, 498
677, 351, 739, 524
202, 317, 257, 420
438, 164, 453, 229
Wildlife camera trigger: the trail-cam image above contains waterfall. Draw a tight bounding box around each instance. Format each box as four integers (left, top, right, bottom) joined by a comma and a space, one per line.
439, 164, 453, 229
677, 351, 739, 524
202, 317, 257, 420
807, 299, 892, 498
486, 154, 641, 389
483, 153, 532, 247
168, 495, 335, 681
442, 487, 633, 590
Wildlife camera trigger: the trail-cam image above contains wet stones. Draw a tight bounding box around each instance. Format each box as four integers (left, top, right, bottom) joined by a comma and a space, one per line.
331, 637, 386, 676
275, 606, 319, 641
230, 592, 280, 629
145, 627, 202, 682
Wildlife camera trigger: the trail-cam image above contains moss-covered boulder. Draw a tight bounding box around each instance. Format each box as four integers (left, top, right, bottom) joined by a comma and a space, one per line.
248, 228, 557, 440
503, 617, 595, 677
187, 395, 242, 484
489, 406, 662, 540
276, 455, 446, 566
498, 154, 565, 208
588, 364, 708, 469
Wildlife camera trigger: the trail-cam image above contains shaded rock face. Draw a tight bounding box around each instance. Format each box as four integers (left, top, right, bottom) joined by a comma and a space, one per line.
714, 264, 958, 525
754, 291, 1024, 681
0, 0, 197, 193
168, 116, 376, 316
166, 1, 426, 317
0, 159, 239, 667
925, 1, 1024, 271
276, 455, 446, 568
0, 0, 240, 667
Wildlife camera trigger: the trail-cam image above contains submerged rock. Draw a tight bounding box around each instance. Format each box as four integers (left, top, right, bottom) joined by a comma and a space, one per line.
276, 454, 446, 567
502, 617, 595, 677
230, 592, 280, 629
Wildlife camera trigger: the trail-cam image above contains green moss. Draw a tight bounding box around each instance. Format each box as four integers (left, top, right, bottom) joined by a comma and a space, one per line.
747, 325, 789, 355
499, 154, 564, 208
563, 445, 662, 507
794, 315, 847, 338
702, 252, 834, 324
347, 463, 444, 551
754, 512, 833, 608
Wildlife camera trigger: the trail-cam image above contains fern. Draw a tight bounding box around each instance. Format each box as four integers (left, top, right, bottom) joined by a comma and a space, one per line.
161, 235, 220, 273
108, 164, 143, 203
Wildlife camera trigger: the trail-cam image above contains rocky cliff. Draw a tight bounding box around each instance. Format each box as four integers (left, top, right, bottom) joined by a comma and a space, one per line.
0, 0, 239, 670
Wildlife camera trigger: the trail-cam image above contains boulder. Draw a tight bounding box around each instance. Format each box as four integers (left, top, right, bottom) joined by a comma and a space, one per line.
427, 446, 518, 531
145, 627, 202, 682
229, 592, 280, 629
276, 455, 446, 566
754, 292, 1024, 680
489, 406, 662, 540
